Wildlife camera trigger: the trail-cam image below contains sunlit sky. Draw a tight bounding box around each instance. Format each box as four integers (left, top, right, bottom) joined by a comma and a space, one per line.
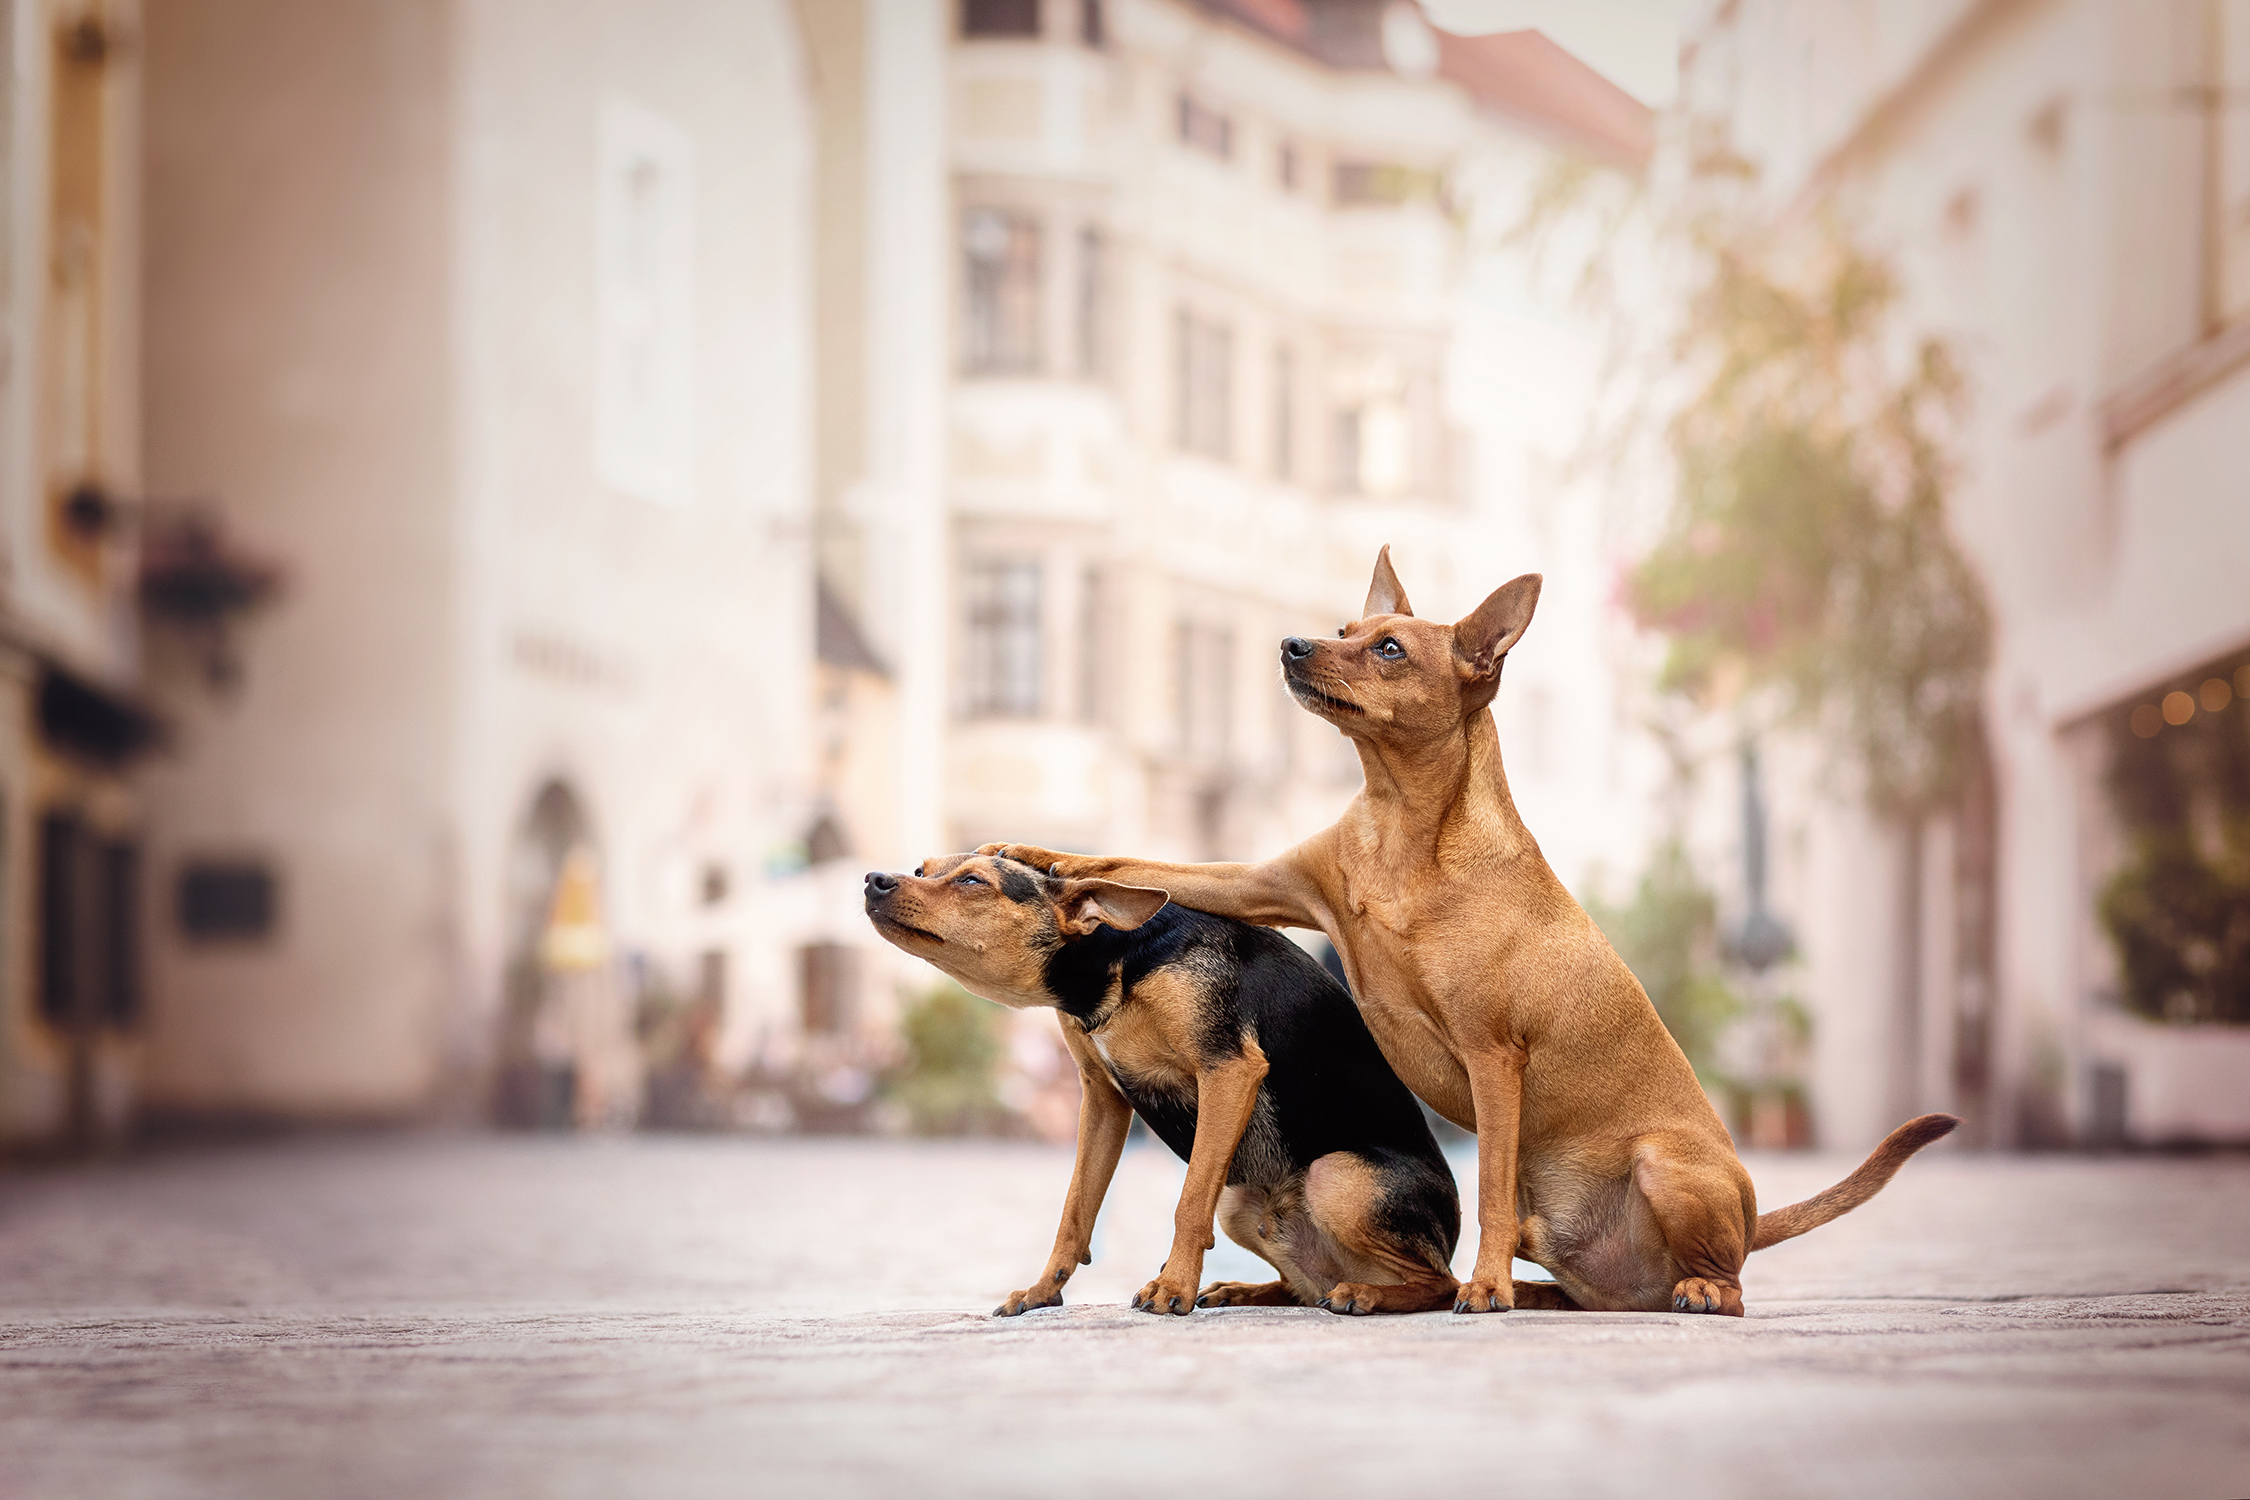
1423, 0, 1689, 107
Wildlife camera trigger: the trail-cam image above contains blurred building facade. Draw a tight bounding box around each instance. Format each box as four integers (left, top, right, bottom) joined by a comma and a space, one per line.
796, 0, 1661, 1053
2, 0, 831, 1144
1, 0, 1664, 1145
1689, 0, 2250, 1148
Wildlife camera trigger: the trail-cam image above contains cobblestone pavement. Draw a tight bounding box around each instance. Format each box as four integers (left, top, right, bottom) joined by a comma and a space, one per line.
2, 1133, 2247, 1499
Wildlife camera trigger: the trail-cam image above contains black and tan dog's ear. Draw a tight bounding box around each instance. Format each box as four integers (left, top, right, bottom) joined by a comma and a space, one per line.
1363, 544, 1413, 619
1057, 879, 1169, 936
1454, 573, 1542, 681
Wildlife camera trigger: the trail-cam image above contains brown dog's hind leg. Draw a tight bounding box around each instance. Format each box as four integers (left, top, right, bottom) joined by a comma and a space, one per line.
1303, 1152, 1460, 1317
1511, 1280, 1581, 1310
1633, 1141, 1753, 1316
1195, 1279, 1300, 1308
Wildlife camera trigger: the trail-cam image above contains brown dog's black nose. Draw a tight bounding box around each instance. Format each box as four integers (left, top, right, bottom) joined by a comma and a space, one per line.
864, 871, 899, 896
1281, 637, 1315, 661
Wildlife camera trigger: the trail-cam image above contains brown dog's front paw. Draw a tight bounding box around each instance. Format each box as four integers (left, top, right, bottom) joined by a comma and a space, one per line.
1131, 1276, 1197, 1316
977, 843, 1073, 877
1670, 1277, 1744, 1316
1451, 1277, 1514, 1315
993, 1283, 1065, 1317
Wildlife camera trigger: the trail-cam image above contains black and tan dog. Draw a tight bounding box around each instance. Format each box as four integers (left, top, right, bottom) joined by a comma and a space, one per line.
864, 853, 1460, 1317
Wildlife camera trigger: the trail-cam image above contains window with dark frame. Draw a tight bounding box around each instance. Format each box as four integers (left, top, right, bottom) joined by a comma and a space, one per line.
1176, 94, 1233, 160
964, 558, 1044, 717
962, 208, 1042, 374
1174, 309, 1233, 460
961, 0, 1040, 38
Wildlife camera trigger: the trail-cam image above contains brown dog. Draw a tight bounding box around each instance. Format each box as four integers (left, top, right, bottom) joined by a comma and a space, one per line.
987, 546, 1957, 1316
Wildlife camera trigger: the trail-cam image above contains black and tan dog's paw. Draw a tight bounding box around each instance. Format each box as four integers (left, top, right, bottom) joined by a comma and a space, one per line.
993, 1281, 1066, 1317
1195, 1279, 1296, 1308
1451, 1277, 1515, 1314
1131, 1275, 1198, 1316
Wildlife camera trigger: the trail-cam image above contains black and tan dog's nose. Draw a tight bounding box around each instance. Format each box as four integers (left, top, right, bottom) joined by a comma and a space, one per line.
864, 871, 900, 898
1281, 636, 1316, 661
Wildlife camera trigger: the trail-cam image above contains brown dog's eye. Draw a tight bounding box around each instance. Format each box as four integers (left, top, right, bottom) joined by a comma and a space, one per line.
1374, 637, 1405, 661
954, 873, 984, 888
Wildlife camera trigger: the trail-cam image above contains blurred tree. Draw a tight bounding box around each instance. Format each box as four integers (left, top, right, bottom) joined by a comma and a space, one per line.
1511, 115, 1997, 1131
1515, 123, 1993, 817
1586, 839, 1742, 1083
889, 981, 1010, 1136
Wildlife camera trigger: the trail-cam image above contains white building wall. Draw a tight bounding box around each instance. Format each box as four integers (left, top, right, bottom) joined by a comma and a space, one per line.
1705, 0, 2250, 1145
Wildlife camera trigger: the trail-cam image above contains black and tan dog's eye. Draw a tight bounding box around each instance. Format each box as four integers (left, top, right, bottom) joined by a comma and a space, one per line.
1374, 637, 1405, 661
955, 872, 984, 888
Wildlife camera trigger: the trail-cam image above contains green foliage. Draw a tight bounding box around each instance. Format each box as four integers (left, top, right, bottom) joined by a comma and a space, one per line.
1625, 237, 1991, 816
1588, 841, 1744, 1081
1511, 124, 1994, 819
2099, 826, 2250, 1024
888, 981, 1009, 1135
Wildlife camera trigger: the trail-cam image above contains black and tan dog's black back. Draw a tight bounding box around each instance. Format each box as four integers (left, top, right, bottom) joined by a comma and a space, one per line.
864, 853, 1458, 1316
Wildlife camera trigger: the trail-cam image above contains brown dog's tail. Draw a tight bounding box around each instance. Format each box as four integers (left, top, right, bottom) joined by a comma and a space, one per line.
1749, 1113, 1959, 1252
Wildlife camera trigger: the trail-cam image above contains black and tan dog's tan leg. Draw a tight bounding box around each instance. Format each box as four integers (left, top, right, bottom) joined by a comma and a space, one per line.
1133, 1043, 1270, 1315
995, 1033, 1134, 1316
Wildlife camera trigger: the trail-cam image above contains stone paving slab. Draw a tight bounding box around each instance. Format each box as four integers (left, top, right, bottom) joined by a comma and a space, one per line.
2, 1134, 2247, 1498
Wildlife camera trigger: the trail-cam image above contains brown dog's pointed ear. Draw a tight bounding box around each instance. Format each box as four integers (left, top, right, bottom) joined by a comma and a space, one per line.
1454, 573, 1542, 680
1363, 544, 1413, 619
1057, 879, 1169, 936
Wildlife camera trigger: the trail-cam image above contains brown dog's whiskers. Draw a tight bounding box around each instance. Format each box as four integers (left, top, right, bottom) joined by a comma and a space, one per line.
1288, 676, 1364, 715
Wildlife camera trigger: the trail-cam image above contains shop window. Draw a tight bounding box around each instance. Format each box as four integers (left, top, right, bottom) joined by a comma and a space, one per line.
2098, 650, 2250, 1024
